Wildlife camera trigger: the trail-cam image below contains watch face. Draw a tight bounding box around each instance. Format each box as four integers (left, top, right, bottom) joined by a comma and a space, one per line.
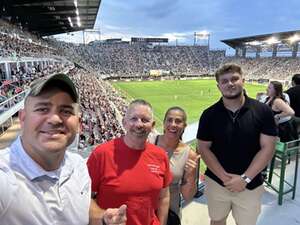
241, 174, 251, 183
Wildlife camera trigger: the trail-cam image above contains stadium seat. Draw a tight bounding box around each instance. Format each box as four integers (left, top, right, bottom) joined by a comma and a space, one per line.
265, 139, 300, 205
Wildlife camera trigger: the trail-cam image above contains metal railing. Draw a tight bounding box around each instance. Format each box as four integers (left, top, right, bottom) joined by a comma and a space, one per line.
0, 90, 27, 113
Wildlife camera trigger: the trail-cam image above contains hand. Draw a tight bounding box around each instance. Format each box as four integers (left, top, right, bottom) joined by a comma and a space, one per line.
102, 205, 127, 225
184, 155, 201, 174
220, 172, 231, 184
223, 173, 247, 193
274, 115, 280, 125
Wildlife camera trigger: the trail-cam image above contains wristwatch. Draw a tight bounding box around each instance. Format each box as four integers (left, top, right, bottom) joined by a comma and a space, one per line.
241, 174, 252, 184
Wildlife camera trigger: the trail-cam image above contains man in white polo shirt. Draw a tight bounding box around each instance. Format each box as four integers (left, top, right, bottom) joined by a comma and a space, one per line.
0, 74, 126, 225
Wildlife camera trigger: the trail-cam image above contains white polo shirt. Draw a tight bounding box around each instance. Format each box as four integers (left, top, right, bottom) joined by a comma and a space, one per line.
0, 137, 91, 225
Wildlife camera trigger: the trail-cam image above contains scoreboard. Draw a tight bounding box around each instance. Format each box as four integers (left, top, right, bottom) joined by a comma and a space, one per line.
131, 37, 168, 43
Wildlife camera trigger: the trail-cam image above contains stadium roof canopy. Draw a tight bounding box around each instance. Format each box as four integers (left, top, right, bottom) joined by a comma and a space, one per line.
221, 30, 300, 49
1, 0, 101, 36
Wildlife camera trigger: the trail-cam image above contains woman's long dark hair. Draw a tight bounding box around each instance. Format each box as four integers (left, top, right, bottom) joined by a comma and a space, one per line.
270, 81, 285, 101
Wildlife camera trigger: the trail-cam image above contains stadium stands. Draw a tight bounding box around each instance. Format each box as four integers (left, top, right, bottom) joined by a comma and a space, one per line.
58, 42, 219, 77
57, 40, 300, 81
2, 17, 300, 153
68, 68, 126, 151
0, 20, 58, 58
222, 57, 300, 80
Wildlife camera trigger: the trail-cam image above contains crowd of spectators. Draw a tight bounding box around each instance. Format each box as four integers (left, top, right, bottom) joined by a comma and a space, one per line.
2, 17, 300, 81
59, 42, 225, 77
0, 19, 44, 44
222, 57, 300, 80
68, 68, 126, 151
0, 20, 128, 151
0, 62, 70, 102
0, 19, 58, 58
59, 41, 300, 81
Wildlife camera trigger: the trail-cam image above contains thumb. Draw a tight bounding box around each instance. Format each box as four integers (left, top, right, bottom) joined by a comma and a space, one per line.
192, 155, 201, 162
195, 155, 201, 161
118, 204, 127, 215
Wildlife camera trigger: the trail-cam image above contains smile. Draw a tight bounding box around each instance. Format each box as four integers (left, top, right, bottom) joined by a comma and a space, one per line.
40, 130, 65, 135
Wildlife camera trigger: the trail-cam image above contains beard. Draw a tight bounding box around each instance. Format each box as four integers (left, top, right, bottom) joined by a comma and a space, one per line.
131, 128, 149, 137
222, 89, 243, 99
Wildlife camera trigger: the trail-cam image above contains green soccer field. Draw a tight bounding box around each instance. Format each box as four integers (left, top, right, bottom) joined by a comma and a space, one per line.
112, 79, 266, 128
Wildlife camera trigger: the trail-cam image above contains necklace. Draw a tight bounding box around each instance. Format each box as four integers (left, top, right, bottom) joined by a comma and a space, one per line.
157, 135, 179, 157
227, 109, 241, 123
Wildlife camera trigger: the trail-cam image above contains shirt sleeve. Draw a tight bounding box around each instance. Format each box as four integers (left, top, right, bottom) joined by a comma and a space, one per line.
196, 109, 212, 141
260, 104, 278, 136
86, 150, 101, 194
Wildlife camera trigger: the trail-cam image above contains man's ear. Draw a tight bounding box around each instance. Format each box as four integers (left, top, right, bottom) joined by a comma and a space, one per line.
18, 109, 26, 128
78, 116, 82, 133
151, 120, 156, 130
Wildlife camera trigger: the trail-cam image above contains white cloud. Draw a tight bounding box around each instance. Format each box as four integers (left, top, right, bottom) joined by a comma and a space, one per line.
54, 0, 300, 49
160, 32, 189, 41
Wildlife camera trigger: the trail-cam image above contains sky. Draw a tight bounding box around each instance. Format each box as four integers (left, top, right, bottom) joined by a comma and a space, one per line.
55, 0, 300, 51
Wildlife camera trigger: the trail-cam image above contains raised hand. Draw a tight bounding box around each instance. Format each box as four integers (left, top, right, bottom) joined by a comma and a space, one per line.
184, 155, 201, 174
102, 204, 127, 225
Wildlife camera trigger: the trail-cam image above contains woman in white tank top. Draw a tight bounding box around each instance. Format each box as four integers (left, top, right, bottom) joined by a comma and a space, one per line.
149, 106, 200, 220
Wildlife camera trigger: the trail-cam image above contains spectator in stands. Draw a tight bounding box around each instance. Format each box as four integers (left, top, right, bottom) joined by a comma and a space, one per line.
265, 81, 297, 142
149, 106, 199, 224
87, 99, 172, 225
286, 74, 300, 135
256, 92, 267, 103
197, 64, 277, 225
68, 70, 126, 152
0, 74, 126, 225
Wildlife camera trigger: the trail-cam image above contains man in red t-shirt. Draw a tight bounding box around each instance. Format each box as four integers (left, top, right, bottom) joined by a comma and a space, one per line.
87, 99, 172, 225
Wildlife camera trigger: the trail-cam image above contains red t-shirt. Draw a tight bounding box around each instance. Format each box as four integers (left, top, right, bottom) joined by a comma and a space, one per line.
87, 137, 172, 225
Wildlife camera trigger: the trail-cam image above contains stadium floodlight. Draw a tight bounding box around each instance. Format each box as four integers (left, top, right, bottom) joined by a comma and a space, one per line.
246, 41, 261, 46
77, 16, 81, 27
288, 34, 300, 43
265, 37, 280, 45
68, 17, 74, 27
197, 30, 210, 39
